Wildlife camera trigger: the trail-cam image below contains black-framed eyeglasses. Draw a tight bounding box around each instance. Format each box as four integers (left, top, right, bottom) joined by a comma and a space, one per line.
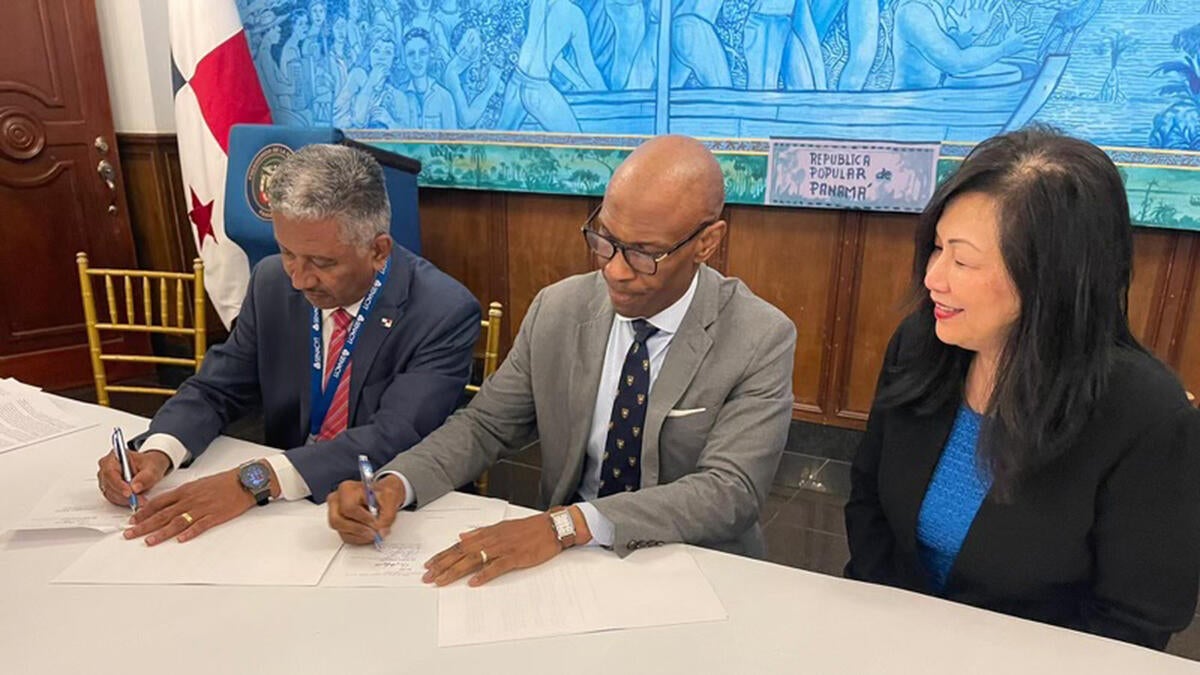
580, 205, 717, 276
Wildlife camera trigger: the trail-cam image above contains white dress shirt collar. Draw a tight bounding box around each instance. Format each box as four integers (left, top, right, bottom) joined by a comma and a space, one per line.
321, 299, 364, 324
613, 270, 699, 336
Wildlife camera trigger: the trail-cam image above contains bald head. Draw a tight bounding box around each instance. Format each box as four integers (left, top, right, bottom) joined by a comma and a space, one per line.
591, 135, 728, 318
606, 135, 725, 233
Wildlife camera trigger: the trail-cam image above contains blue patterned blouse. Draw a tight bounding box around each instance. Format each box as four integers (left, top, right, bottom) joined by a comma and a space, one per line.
915, 404, 993, 592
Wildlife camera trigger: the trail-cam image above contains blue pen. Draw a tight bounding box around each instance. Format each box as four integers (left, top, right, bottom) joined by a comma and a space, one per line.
357, 454, 384, 551
111, 427, 138, 512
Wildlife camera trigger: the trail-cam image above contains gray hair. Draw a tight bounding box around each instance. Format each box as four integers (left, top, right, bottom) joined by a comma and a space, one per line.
267, 144, 391, 249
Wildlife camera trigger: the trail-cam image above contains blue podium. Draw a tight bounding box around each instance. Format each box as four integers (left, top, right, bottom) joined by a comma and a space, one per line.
224, 125, 422, 269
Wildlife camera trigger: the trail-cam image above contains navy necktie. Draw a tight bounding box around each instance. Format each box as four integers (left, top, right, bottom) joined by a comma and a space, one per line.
598, 319, 658, 497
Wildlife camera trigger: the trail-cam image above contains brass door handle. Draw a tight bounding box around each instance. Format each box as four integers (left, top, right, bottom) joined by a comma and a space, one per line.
97, 159, 116, 192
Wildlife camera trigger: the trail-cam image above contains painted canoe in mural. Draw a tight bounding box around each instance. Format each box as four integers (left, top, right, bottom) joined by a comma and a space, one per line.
560, 55, 1070, 142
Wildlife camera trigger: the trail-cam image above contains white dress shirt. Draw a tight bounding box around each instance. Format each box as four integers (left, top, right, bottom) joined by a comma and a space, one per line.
574, 271, 698, 546
388, 272, 699, 548
140, 299, 364, 501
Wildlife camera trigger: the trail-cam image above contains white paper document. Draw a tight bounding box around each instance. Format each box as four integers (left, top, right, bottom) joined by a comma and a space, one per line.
53, 509, 344, 586
16, 476, 137, 533
13, 465, 200, 534
0, 388, 96, 454
437, 545, 727, 646
320, 491, 509, 587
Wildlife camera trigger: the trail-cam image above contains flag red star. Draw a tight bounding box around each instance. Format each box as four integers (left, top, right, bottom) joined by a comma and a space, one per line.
188, 187, 217, 249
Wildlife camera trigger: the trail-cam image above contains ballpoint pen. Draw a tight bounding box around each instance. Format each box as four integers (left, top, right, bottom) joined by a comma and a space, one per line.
111, 426, 138, 512
357, 454, 384, 551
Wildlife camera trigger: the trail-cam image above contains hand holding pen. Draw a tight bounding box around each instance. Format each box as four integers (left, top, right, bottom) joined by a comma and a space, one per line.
112, 427, 138, 512
357, 454, 385, 551
97, 429, 171, 509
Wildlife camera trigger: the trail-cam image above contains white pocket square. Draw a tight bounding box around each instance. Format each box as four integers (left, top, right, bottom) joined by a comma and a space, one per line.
666, 407, 707, 418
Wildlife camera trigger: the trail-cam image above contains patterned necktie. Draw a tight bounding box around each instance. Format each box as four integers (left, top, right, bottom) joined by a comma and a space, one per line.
317, 309, 353, 441
598, 319, 658, 497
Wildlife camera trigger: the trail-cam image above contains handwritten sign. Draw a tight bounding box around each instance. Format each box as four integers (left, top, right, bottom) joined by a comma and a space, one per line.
766, 139, 940, 213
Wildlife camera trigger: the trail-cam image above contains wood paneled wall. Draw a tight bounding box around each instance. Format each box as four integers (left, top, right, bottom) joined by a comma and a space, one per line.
109, 134, 1200, 429
117, 134, 228, 344
419, 188, 1200, 430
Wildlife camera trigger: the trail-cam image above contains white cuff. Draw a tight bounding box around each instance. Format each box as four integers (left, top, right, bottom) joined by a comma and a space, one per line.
574, 501, 614, 548
138, 433, 189, 473
263, 454, 312, 501
377, 470, 415, 508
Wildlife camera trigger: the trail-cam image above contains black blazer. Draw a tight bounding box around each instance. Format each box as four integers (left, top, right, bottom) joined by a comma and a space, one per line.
845, 314, 1200, 650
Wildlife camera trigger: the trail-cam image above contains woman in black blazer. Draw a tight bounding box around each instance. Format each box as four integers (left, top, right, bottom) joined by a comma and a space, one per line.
845, 127, 1200, 650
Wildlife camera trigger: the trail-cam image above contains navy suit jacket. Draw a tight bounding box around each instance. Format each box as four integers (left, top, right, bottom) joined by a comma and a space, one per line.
134, 247, 480, 501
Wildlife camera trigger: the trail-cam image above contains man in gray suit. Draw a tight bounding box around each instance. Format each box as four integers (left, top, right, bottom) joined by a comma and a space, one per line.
328, 135, 796, 586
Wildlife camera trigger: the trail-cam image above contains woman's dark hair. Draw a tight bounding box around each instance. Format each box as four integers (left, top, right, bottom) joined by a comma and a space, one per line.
879, 125, 1148, 494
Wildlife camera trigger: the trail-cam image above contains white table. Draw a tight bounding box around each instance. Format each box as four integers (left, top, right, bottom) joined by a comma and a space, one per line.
1, 398, 1196, 674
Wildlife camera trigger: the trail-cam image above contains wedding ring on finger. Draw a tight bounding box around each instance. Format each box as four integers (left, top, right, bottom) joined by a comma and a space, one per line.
180, 512, 195, 525
479, 549, 489, 565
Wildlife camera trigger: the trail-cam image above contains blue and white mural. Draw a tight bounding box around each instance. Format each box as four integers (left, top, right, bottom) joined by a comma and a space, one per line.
236, 0, 1200, 229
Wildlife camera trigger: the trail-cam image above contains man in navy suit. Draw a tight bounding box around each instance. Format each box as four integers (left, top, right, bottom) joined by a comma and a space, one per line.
97, 144, 479, 545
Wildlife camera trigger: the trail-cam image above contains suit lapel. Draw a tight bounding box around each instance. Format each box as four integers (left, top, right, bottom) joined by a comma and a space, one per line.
642, 267, 717, 487
291, 287, 316, 441
555, 274, 614, 504
890, 400, 959, 555
347, 251, 410, 424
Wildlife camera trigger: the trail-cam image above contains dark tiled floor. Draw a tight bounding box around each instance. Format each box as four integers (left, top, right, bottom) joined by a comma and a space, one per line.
62, 380, 1200, 662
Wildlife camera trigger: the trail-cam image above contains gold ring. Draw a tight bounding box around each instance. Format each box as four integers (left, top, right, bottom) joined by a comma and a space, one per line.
479, 549, 489, 565
180, 512, 194, 525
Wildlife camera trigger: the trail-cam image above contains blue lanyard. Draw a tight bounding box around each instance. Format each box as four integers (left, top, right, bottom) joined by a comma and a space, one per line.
308, 259, 390, 438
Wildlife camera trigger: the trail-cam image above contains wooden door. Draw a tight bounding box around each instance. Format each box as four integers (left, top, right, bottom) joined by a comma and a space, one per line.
0, 0, 148, 389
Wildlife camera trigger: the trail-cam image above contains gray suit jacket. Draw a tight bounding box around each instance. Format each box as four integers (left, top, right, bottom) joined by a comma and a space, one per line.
382, 265, 797, 557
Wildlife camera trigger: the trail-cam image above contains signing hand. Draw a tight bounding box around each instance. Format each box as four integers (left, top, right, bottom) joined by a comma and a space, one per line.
423, 509, 584, 587
123, 468, 256, 545
97, 448, 170, 507
327, 474, 404, 544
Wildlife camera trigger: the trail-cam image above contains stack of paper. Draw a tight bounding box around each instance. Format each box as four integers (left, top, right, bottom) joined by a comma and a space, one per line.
437, 545, 728, 646
0, 379, 95, 454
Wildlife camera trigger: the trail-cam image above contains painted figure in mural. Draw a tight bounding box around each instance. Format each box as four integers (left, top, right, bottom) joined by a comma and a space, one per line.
337, 27, 413, 128
497, 0, 607, 132
671, 0, 732, 87
305, 0, 335, 123
278, 8, 313, 121
602, 0, 647, 90
625, 0, 660, 89
434, 0, 466, 43
328, 14, 355, 123
744, 0, 820, 90
443, 18, 504, 128
346, 0, 368, 55
891, 0, 1034, 90
810, 0, 880, 90
249, 10, 289, 115
402, 28, 458, 129
392, 0, 453, 78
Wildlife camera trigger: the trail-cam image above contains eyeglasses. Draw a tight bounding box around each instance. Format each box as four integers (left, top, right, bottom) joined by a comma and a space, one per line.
580, 206, 717, 276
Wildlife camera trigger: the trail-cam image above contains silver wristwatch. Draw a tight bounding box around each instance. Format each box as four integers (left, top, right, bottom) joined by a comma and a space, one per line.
549, 507, 577, 548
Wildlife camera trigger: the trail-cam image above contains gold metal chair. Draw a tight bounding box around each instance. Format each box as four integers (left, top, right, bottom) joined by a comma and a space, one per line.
468, 302, 503, 494
466, 301, 503, 395
76, 252, 207, 407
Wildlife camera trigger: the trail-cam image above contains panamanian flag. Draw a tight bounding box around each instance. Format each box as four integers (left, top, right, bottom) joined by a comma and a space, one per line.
170, 0, 271, 328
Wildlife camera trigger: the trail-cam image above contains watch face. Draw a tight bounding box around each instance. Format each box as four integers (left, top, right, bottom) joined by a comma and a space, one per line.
240, 463, 270, 490
552, 511, 573, 537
